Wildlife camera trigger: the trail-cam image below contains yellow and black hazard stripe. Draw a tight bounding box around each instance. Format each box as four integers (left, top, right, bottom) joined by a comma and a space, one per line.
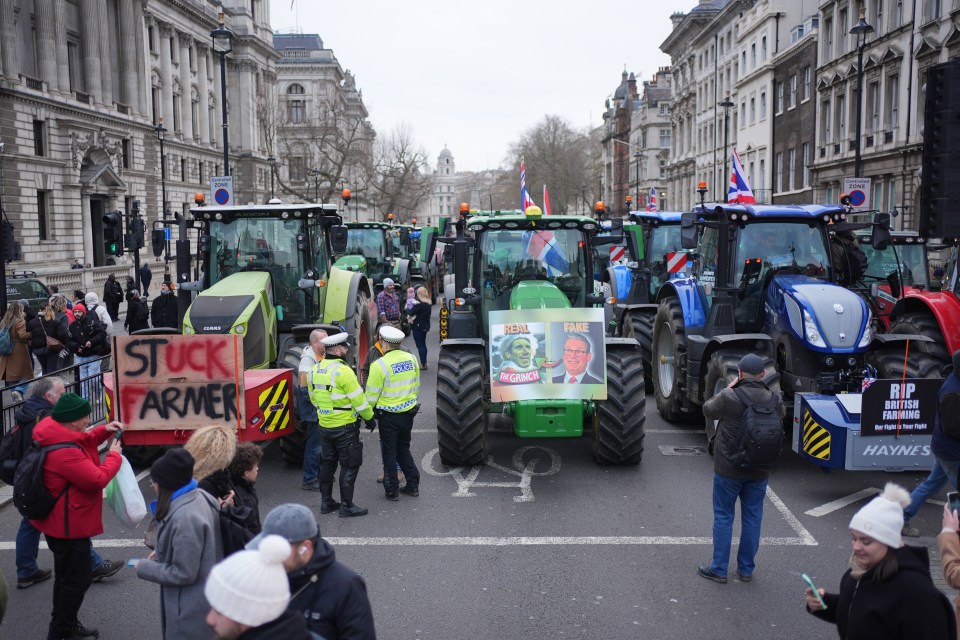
258, 378, 291, 433
802, 409, 831, 460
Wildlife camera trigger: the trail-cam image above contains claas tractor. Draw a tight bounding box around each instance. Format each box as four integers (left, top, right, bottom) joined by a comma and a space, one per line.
436, 205, 646, 467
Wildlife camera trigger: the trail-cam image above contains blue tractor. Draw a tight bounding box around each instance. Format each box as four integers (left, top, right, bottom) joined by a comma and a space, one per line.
651, 203, 937, 439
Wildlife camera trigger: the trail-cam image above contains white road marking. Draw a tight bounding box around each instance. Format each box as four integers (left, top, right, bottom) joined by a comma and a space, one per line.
422, 446, 561, 502
804, 488, 880, 517
767, 486, 817, 545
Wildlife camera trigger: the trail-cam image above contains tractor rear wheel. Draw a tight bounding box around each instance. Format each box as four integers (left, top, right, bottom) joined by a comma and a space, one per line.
593, 345, 645, 465
703, 350, 780, 450
888, 311, 952, 375
279, 344, 308, 466
351, 290, 373, 372
652, 298, 692, 421
623, 310, 655, 393
437, 346, 487, 466
868, 342, 942, 380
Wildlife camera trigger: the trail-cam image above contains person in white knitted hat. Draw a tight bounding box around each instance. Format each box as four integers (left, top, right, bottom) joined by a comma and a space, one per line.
204, 534, 312, 639
804, 482, 955, 639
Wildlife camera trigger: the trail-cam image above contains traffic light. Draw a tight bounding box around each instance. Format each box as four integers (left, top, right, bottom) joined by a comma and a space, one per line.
2, 220, 21, 262
129, 216, 145, 249
151, 228, 165, 257
102, 211, 124, 256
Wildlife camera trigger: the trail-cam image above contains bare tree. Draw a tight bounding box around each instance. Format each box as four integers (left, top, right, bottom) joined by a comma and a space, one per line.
506, 115, 596, 215
369, 124, 432, 223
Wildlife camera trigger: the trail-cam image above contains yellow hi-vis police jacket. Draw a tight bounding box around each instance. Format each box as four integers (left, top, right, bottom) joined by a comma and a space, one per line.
364, 348, 420, 412
309, 356, 374, 428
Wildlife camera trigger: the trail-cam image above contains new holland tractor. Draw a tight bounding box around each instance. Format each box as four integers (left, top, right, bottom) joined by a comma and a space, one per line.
436, 205, 645, 467
651, 203, 937, 440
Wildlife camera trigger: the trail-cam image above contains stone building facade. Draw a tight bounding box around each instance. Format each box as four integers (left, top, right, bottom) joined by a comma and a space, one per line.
771, 31, 817, 204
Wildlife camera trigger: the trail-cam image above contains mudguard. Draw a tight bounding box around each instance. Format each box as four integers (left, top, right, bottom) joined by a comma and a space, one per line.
323, 267, 369, 327
660, 278, 707, 328
394, 259, 411, 289
608, 264, 633, 301
333, 255, 367, 273
891, 292, 960, 355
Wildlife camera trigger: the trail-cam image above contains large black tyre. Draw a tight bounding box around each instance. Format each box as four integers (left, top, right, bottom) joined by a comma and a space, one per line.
652, 298, 692, 421
436, 346, 487, 466
623, 310, 655, 393
868, 342, 942, 380
279, 344, 308, 466
702, 350, 780, 446
593, 345, 646, 465
888, 311, 952, 375
350, 290, 374, 372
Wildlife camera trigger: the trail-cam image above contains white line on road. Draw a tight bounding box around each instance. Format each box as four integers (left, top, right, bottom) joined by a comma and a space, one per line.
767, 486, 817, 545
804, 488, 880, 518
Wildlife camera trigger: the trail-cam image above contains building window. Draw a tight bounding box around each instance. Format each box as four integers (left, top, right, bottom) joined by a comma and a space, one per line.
172, 89, 181, 131
37, 190, 49, 241
760, 91, 767, 119
33, 120, 45, 156
776, 152, 783, 192
289, 156, 306, 182
836, 94, 847, 141
923, 0, 942, 22
209, 103, 216, 142
867, 81, 880, 133
191, 97, 199, 137
788, 148, 796, 191
838, 8, 848, 55
885, 74, 900, 128
67, 39, 84, 91
895, 0, 903, 25
803, 67, 812, 100
750, 97, 756, 124
825, 17, 834, 59
148, 26, 155, 53
802, 143, 810, 187
659, 128, 671, 148
740, 101, 747, 128
874, 0, 884, 35
751, 43, 756, 68
288, 100, 305, 124
199, 161, 204, 183
822, 98, 832, 141
180, 158, 187, 181
789, 75, 798, 108
122, 139, 130, 169
776, 81, 784, 112
759, 159, 765, 192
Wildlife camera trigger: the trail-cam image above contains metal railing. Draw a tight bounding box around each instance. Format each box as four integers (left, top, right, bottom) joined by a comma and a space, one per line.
1, 355, 112, 435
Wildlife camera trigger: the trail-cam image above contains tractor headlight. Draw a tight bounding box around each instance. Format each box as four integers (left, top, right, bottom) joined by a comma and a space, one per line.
858, 313, 874, 347
235, 324, 245, 335
183, 325, 194, 335
803, 309, 826, 347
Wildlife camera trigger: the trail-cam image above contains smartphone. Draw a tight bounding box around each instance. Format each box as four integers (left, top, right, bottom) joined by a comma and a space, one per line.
802, 574, 827, 610
113, 428, 124, 443
948, 491, 960, 514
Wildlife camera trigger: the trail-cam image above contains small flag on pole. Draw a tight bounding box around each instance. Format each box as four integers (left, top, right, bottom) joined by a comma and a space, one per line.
727, 148, 757, 204
520, 158, 537, 212
646, 187, 658, 211
543, 185, 552, 216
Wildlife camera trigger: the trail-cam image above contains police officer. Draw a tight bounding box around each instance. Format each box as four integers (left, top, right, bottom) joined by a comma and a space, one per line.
364, 326, 421, 501
309, 332, 376, 518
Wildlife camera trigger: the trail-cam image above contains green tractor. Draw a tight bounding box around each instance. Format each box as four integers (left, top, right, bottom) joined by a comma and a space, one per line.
341, 221, 412, 293
392, 223, 441, 301
436, 208, 646, 467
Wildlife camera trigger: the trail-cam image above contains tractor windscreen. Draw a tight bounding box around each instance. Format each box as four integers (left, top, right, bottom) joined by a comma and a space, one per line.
733, 222, 831, 284
479, 228, 587, 308
208, 217, 308, 322
646, 225, 682, 267
345, 228, 388, 272
861, 242, 929, 288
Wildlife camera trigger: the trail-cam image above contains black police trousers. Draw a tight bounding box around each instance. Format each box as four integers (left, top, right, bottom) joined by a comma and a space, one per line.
318, 423, 363, 504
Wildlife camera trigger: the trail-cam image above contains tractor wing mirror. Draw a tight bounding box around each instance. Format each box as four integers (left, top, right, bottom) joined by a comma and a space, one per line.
680, 211, 698, 249
871, 213, 891, 251
887, 271, 902, 299
625, 227, 643, 262
589, 234, 621, 247
330, 225, 349, 254
425, 230, 438, 263
400, 227, 410, 244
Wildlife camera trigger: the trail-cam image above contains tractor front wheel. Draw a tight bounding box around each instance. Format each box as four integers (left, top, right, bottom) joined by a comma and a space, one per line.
702, 350, 780, 449
652, 298, 691, 421
593, 345, 645, 465
888, 311, 952, 375
623, 310, 655, 393
436, 346, 487, 466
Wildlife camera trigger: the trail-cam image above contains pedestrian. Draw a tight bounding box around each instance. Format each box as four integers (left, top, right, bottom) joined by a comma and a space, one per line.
124, 276, 136, 300
359, 331, 405, 485
309, 332, 375, 517
53, 294, 73, 325
140, 262, 153, 297
901, 460, 948, 537
806, 483, 955, 639
204, 535, 311, 639
365, 325, 421, 501
0, 301, 33, 403
21, 298, 37, 324
247, 503, 376, 639
932, 350, 960, 492
135, 448, 223, 640
698, 353, 784, 583
939, 502, 960, 635
404, 286, 416, 313
70, 259, 82, 270
12, 379, 123, 591
103, 274, 123, 323
150, 282, 178, 329
30, 392, 123, 640
83, 292, 112, 330
28, 302, 67, 375
228, 443, 263, 535
72, 290, 84, 310
124, 290, 149, 333
184, 424, 238, 508
407, 286, 432, 369
65, 304, 108, 401
298, 329, 327, 492
376, 277, 402, 330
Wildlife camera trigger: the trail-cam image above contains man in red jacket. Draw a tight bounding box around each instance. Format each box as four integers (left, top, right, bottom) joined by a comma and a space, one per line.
30, 392, 123, 640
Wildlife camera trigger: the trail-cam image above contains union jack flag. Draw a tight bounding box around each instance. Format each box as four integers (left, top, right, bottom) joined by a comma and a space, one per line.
727, 148, 757, 204
646, 187, 658, 211
520, 158, 537, 212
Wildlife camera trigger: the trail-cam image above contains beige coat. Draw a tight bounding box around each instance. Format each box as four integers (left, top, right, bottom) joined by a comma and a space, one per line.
937, 530, 960, 637
0, 319, 33, 381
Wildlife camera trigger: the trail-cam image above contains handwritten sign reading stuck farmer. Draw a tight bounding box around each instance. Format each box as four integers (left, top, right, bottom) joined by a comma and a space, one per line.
112, 334, 245, 430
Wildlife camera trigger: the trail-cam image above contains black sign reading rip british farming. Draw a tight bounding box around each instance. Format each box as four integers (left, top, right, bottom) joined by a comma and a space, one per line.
860, 378, 941, 437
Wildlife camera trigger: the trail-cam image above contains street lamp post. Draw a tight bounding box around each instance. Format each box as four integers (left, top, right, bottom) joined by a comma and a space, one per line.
850, 6, 874, 178
719, 97, 735, 201
210, 12, 234, 176
267, 155, 276, 200
154, 118, 170, 261
308, 169, 321, 203
581, 185, 587, 215
633, 151, 642, 209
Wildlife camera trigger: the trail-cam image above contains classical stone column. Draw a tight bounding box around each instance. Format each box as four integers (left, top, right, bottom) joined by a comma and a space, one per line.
80, 189, 94, 267
159, 24, 175, 127
135, 3, 149, 118
80, 0, 102, 98
212, 47, 223, 155
236, 59, 256, 152
0, 0, 17, 81
197, 44, 210, 144
96, 0, 113, 105
178, 32, 193, 139
52, 0, 70, 93
119, 0, 139, 112
34, 0, 58, 90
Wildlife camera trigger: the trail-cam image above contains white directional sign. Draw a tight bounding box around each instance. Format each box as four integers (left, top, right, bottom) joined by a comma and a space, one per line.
210, 176, 234, 206
842, 177, 872, 210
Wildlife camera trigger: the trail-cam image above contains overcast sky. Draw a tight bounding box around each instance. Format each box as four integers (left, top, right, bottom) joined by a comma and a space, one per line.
270, 1, 692, 172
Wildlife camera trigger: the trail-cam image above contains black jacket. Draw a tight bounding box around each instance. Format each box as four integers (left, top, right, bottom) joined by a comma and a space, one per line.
810, 545, 955, 639
66, 314, 108, 357
11, 395, 55, 459
288, 538, 376, 640
236, 609, 314, 639
104, 277, 124, 304
27, 315, 68, 351
150, 293, 178, 329
230, 474, 261, 535
702, 377, 784, 480
125, 298, 149, 332
407, 301, 431, 332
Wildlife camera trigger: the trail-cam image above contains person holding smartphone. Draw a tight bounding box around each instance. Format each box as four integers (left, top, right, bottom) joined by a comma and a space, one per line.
805, 483, 955, 639
937, 494, 960, 633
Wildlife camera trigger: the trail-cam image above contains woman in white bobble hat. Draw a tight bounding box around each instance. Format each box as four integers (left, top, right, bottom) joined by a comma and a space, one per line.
204, 534, 312, 639
805, 482, 955, 639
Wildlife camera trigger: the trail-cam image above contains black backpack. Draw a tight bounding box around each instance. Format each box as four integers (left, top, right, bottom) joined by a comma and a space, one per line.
729, 386, 784, 470
13, 441, 83, 520
940, 392, 960, 439
0, 422, 30, 484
